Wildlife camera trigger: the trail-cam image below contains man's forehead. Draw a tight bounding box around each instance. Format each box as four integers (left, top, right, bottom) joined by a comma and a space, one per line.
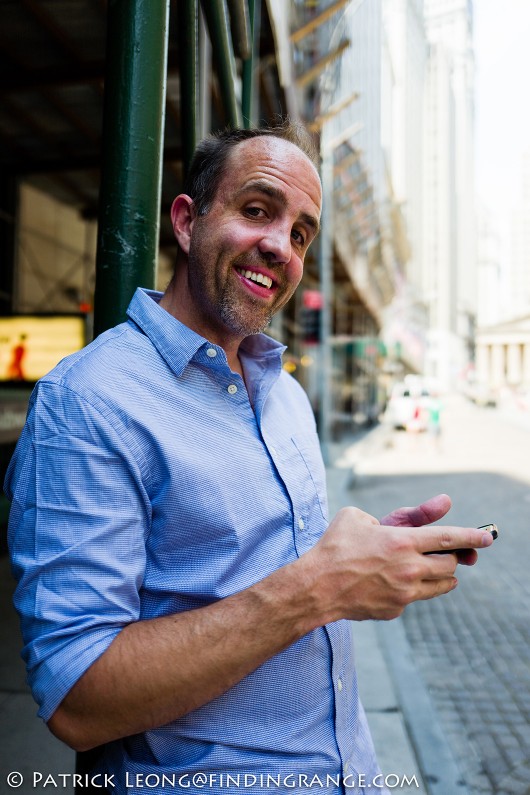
228, 135, 317, 171
223, 136, 322, 210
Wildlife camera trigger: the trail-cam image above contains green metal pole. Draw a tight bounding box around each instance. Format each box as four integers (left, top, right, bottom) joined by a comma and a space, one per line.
179, 0, 200, 182
200, 0, 242, 127
93, 0, 170, 337
318, 130, 334, 465
242, 0, 260, 128
227, 0, 251, 59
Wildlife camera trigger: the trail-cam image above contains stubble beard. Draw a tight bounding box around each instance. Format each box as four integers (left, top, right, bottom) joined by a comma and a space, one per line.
219, 253, 295, 337
187, 256, 275, 338
187, 237, 293, 338
217, 287, 274, 337
219, 284, 274, 337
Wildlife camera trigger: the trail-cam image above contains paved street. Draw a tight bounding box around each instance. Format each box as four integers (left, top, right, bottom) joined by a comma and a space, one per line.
344, 393, 530, 795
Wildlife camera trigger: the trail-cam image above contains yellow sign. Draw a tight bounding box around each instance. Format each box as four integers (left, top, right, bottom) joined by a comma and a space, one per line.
0, 316, 85, 382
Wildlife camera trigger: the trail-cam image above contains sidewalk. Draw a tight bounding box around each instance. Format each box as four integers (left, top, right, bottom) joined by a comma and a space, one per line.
326, 424, 470, 795
0, 554, 76, 792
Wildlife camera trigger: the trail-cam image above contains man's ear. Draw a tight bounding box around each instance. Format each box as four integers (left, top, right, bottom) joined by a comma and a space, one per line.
170, 195, 196, 254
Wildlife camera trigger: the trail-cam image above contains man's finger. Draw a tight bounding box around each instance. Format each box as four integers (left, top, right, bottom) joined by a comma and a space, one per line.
381, 493, 452, 527
416, 576, 459, 600
455, 548, 479, 566
412, 525, 494, 555
428, 548, 479, 566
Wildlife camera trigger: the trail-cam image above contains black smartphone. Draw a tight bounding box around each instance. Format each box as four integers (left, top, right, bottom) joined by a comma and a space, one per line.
478, 523, 499, 540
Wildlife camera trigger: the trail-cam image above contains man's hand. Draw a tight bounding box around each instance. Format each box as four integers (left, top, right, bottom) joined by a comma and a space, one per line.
303, 502, 493, 623
380, 493, 477, 566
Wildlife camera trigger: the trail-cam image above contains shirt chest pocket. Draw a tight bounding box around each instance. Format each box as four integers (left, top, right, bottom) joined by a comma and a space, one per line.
276, 434, 329, 524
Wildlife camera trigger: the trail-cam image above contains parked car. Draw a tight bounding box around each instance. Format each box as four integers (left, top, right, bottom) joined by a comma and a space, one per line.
470, 383, 498, 408
385, 378, 431, 430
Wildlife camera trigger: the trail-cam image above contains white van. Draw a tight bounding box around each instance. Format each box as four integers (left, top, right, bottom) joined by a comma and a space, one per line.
385, 378, 430, 430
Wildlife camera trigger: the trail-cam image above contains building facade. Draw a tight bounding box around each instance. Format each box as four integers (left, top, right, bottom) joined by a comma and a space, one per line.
423, 0, 477, 387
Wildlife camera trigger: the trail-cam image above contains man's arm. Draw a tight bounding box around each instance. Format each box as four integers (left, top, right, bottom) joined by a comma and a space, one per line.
48, 503, 493, 752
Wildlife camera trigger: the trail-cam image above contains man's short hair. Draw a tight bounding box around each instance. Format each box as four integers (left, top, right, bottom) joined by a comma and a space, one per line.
184, 120, 320, 216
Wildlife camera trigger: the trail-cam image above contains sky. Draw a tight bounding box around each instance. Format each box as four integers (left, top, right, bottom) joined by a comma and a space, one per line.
474, 0, 530, 216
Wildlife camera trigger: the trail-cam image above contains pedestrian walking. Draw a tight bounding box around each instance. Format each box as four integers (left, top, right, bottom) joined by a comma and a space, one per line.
427, 394, 443, 450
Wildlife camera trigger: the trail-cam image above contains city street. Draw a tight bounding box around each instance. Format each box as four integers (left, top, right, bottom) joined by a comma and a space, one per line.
345, 393, 530, 795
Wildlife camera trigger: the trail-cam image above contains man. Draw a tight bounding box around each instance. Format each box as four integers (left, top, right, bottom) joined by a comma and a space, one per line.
5, 123, 492, 794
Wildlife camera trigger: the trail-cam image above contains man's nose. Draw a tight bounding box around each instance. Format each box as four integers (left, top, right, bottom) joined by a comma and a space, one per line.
257, 224, 292, 263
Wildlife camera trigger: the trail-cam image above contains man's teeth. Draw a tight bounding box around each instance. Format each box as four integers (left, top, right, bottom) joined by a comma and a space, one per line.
237, 268, 273, 289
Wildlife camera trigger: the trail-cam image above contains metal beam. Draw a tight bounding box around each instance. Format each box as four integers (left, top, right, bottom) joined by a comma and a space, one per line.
227, 0, 252, 60
307, 90, 359, 132
242, 0, 260, 128
21, 0, 89, 62
290, 0, 350, 45
0, 53, 181, 94
317, 132, 334, 464
200, 0, 242, 127
178, 0, 200, 180
295, 40, 350, 89
6, 146, 183, 177
93, 0, 170, 337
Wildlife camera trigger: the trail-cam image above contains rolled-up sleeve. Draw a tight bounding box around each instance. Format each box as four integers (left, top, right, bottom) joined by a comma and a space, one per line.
5, 381, 151, 721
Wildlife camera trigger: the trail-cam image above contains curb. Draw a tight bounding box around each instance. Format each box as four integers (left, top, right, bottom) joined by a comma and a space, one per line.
377, 620, 470, 795
325, 424, 470, 795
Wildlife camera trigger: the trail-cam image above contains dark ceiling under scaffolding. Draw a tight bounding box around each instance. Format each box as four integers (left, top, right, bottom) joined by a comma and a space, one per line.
0, 0, 283, 251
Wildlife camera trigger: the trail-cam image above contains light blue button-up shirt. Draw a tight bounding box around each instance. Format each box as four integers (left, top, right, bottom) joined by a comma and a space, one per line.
6, 289, 384, 794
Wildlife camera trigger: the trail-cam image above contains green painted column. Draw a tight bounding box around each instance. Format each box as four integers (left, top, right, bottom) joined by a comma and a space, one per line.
242, 0, 260, 128
200, 0, 242, 128
93, 0, 170, 337
178, 0, 200, 182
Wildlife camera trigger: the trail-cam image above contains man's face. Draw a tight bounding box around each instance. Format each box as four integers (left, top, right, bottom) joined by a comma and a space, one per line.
181, 136, 322, 344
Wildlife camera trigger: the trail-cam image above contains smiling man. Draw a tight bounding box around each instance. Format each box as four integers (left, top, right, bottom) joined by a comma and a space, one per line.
5, 122, 493, 795
160, 129, 321, 373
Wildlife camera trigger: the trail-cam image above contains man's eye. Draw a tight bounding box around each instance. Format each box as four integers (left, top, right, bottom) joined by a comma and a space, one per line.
245, 206, 265, 218
292, 229, 306, 245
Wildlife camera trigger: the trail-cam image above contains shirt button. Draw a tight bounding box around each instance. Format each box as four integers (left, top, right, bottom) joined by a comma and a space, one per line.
227, 384, 238, 395
298, 518, 305, 530
206, 347, 217, 358
337, 677, 343, 692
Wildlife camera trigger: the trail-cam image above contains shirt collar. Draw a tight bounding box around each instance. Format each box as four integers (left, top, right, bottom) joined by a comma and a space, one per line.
126, 288, 286, 377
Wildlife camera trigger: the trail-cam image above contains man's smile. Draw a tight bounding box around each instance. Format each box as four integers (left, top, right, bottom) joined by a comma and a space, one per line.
235, 266, 276, 294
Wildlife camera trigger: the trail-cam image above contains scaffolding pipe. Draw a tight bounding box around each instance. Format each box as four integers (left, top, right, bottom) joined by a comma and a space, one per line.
179, 0, 200, 180
242, 0, 260, 127
200, 0, 242, 127
295, 40, 350, 89
290, 0, 350, 44
318, 134, 334, 465
93, 0, 170, 337
227, 0, 252, 59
